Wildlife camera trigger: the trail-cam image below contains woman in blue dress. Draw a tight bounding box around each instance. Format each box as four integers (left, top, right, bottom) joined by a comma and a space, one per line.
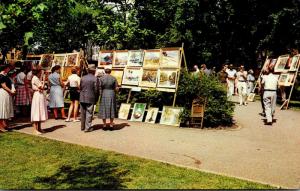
48, 65, 66, 119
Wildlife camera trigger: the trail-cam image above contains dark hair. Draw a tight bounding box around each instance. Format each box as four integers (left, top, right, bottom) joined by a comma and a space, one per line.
32, 69, 41, 76
71, 67, 77, 74
0, 64, 11, 72
51, 65, 61, 73
104, 69, 111, 74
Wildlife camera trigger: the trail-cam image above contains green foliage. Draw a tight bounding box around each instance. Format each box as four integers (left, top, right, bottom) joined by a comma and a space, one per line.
177, 71, 235, 127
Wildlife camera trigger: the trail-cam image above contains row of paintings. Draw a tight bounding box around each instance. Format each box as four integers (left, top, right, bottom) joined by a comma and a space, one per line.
98, 48, 181, 69
278, 73, 297, 87
38, 53, 80, 70
118, 103, 183, 126
97, 68, 178, 89
263, 55, 300, 73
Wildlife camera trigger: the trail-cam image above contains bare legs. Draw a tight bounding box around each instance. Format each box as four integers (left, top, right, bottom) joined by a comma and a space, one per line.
102, 118, 114, 130
53, 108, 67, 119
33, 121, 44, 134
0, 119, 7, 132
66, 100, 79, 121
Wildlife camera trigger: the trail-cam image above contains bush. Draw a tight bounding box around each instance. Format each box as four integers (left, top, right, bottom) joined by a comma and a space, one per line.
177, 70, 235, 127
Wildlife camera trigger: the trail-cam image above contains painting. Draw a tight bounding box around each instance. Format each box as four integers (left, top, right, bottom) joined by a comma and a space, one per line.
160, 48, 181, 68
52, 54, 66, 67
113, 50, 128, 67
274, 55, 289, 73
98, 51, 113, 67
145, 107, 159, 124
111, 69, 124, 85
128, 50, 144, 67
66, 53, 79, 67
39, 54, 54, 69
143, 49, 161, 68
278, 73, 289, 86
61, 67, 73, 81
289, 55, 300, 71
157, 69, 178, 88
122, 68, 142, 86
139, 69, 158, 88
285, 73, 296, 86
118, 103, 131, 120
130, 103, 147, 122
160, 106, 183, 127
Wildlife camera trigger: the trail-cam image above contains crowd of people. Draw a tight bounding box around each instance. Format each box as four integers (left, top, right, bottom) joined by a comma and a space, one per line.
0, 64, 118, 134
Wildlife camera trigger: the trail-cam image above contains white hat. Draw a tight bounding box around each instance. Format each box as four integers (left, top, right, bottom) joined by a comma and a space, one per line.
104, 65, 112, 70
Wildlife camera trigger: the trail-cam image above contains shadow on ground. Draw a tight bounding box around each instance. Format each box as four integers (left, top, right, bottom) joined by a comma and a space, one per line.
91, 123, 130, 131
43, 125, 66, 133
34, 157, 130, 189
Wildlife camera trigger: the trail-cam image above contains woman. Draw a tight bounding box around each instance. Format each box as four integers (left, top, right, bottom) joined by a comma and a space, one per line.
65, 67, 81, 122
15, 65, 30, 115
31, 69, 48, 134
98, 66, 118, 130
247, 69, 255, 95
0, 65, 15, 132
48, 65, 66, 119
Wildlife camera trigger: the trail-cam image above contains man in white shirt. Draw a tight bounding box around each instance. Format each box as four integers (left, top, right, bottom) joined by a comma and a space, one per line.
226, 64, 237, 98
261, 68, 279, 125
235, 66, 248, 105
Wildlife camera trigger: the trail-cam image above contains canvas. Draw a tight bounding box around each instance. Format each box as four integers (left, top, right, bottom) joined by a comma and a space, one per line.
160, 48, 181, 68
40, 54, 54, 69
128, 50, 144, 67
143, 50, 161, 68
66, 53, 79, 66
61, 67, 73, 81
157, 69, 178, 88
145, 107, 159, 124
289, 56, 300, 71
278, 73, 289, 86
122, 68, 142, 86
285, 73, 296, 86
111, 69, 124, 85
99, 51, 113, 67
139, 69, 158, 88
274, 55, 289, 72
160, 106, 183, 126
118, 103, 131, 120
130, 103, 147, 122
52, 54, 66, 68
113, 51, 128, 67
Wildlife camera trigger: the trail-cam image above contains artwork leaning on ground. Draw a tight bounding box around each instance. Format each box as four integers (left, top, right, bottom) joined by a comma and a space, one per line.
130, 103, 147, 122
157, 69, 178, 89
139, 69, 158, 88
145, 107, 159, 124
128, 50, 144, 67
113, 50, 128, 67
111, 69, 124, 85
160, 48, 181, 68
160, 106, 183, 126
65, 53, 79, 67
118, 103, 131, 120
143, 49, 161, 68
40, 54, 54, 70
122, 68, 142, 86
98, 51, 113, 67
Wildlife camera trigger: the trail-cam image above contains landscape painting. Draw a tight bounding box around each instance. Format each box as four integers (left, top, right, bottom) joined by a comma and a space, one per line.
52, 54, 66, 67
143, 49, 161, 68
111, 69, 124, 85
128, 50, 144, 67
113, 51, 128, 67
289, 55, 300, 71
139, 69, 158, 88
118, 103, 131, 120
66, 53, 79, 66
130, 103, 147, 122
160, 106, 183, 127
122, 68, 142, 86
145, 107, 159, 124
278, 73, 289, 86
274, 55, 289, 72
99, 51, 113, 67
39, 54, 54, 69
157, 69, 178, 88
160, 48, 180, 68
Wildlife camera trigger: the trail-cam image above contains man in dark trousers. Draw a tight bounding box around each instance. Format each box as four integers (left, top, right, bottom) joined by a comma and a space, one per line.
79, 65, 100, 132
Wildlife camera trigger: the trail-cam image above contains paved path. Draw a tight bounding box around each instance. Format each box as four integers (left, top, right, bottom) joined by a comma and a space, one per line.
14, 98, 300, 188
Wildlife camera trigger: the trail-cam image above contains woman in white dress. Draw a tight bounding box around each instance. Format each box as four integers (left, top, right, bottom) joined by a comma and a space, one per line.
31, 69, 48, 134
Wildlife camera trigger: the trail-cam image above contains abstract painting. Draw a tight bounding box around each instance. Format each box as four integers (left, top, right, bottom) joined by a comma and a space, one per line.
157, 69, 178, 88
130, 103, 147, 122
118, 103, 131, 120
122, 68, 142, 86
111, 69, 124, 85
128, 50, 144, 67
66, 53, 79, 67
52, 54, 66, 67
274, 55, 289, 73
289, 55, 300, 71
39, 54, 54, 70
160, 48, 181, 68
113, 50, 128, 67
160, 106, 183, 127
145, 107, 159, 124
139, 69, 158, 88
99, 51, 113, 67
143, 49, 161, 68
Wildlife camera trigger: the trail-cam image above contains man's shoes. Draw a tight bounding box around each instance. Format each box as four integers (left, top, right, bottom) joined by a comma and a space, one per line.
265, 121, 272, 126
84, 128, 93, 133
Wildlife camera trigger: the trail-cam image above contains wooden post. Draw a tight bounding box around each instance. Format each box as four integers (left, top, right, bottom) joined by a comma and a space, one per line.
127, 89, 132, 104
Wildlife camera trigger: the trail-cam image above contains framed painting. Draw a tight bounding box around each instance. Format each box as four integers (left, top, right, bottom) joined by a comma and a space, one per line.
285, 73, 296, 86
130, 103, 147, 122
139, 69, 158, 88
160, 106, 183, 127
122, 68, 142, 86
113, 50, 128, 67
61, 66, 73, 81
128, 50, 144, 67
278, 73, 289, 86
145, 107, 159, 124
157, 69, 178, 89
274, 55, 289, 73
118, 103, 131, 120
52, 54, 66, 68
160, 48, 181, 68
266, 59, 277, 71
143, 49, 161, 68
65, 53, 79, 67
111, 69, 124, 85
289, 55, 300, 71
39, 54, 54, 70
98, 50, 113, 67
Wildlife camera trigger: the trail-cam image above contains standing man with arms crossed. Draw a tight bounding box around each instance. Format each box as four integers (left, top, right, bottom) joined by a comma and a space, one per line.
226, 64, 237, 100
236, 65, 248, 106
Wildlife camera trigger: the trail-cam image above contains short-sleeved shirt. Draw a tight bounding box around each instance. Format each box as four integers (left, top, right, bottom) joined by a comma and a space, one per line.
0, 74, 12, 89
236, 71, 247, 81
67, 74, 81, 88
226, 69, 236, 79
16, 72, 26, 85
32, 76, 42, 91
247, 74, 255, 82
262, 73, 279, 90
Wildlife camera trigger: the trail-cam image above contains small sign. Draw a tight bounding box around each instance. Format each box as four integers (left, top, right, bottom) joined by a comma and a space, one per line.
131, 87, 141, 92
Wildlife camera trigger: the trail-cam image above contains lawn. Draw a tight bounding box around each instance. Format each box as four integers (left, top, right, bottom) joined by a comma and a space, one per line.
0, 132, 274, 189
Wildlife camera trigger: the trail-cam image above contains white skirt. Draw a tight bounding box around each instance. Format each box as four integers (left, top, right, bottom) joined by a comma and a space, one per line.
31, 91, 48, 122
0, 88, 13, 119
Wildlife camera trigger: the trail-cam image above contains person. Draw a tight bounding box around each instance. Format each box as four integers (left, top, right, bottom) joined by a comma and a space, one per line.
200, 64, 211, 75
257, 69, 266, 116
65, 67, 81, 122
98, 65, 119, 130
31, 69, 48, 134
218, 65, 228, 88
226, 64, 237, 98
261, 67, 279, 125
15, 65, 30, 115
247, 69, 255, 95
236, 66, 248, 105
7, 69, 17, 119
79, 65, 100, 132
48, 65, 66, 119
0, 65, 15, 132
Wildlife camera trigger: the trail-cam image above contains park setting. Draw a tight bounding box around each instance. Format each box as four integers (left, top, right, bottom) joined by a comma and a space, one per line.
1, 0, 300, 189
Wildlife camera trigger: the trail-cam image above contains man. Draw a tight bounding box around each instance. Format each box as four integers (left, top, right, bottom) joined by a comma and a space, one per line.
236, 66, 248, 106
226, 64, 236, 98
218, 65, 228, 87
261, 67, 279, 125
79, 65, 100, 132
200, 64, 211, 75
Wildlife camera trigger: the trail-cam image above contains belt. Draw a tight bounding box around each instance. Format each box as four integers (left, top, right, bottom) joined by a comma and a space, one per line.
264, 89, 276, 91
239, 80, 246, 82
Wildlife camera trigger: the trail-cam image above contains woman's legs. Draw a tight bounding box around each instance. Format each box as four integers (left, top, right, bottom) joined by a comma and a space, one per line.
61, 108, 66, 118
73, 100, 79, 120
67, 101, 74, 121
53, 108, 58, 119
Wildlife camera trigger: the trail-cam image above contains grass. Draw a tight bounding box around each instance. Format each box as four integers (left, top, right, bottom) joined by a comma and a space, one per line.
0, 132, 275, 189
